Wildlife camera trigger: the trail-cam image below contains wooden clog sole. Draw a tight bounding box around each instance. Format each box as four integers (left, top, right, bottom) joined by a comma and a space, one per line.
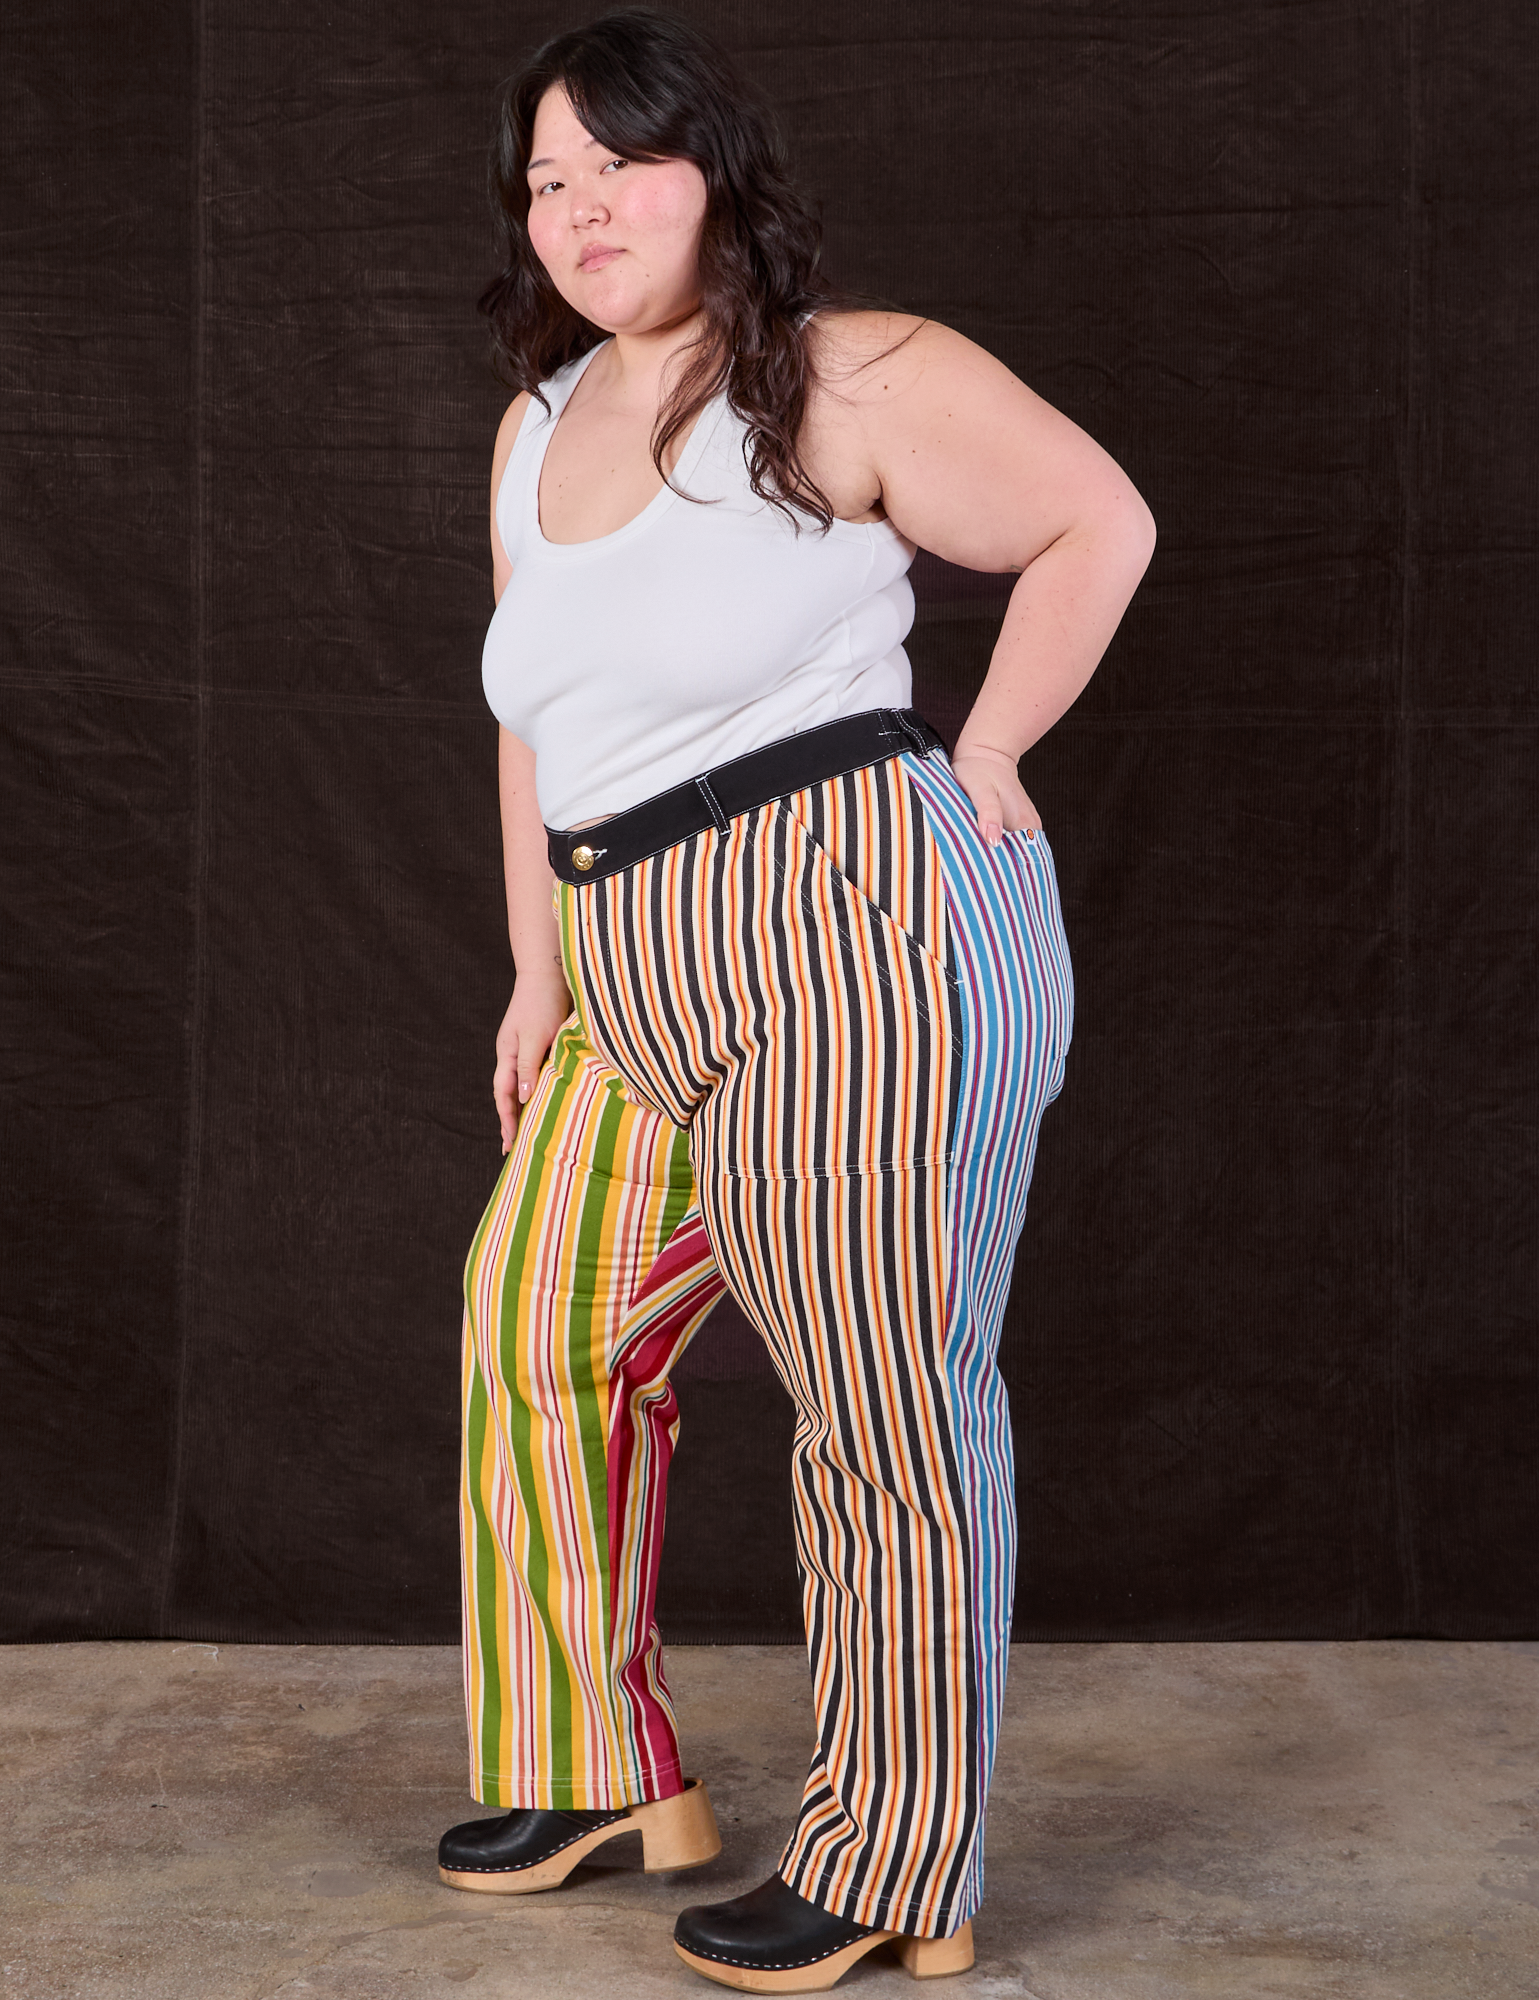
673, 1918, 974, 1991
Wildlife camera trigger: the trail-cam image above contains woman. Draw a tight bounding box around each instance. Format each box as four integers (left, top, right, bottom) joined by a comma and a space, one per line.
437, 11, 1154, 1992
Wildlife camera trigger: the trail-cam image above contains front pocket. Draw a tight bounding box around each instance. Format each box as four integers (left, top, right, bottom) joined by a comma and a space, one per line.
764, 803, 963, 1069
778, 763, 959, 999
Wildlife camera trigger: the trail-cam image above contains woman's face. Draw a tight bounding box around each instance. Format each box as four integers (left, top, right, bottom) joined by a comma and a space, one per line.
525, 86, 708, 336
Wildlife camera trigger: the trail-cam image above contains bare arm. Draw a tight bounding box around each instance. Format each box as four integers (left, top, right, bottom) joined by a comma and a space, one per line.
488, 394, 573, 1152
492, 729, 572, 1150
839, 316, 1156, 841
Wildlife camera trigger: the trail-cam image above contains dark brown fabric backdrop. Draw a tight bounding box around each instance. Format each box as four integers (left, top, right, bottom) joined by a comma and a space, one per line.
2, 1, 1535, 1645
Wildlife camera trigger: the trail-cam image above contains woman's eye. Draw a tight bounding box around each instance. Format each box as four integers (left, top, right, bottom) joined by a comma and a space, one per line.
531, 161, 622, 195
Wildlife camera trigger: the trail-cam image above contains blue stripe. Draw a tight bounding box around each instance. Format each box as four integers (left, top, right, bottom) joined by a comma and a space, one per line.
901, 750, 1074, 1919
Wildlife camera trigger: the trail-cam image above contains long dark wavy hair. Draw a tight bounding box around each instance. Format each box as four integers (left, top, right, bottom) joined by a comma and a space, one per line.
479, 9, 853, 531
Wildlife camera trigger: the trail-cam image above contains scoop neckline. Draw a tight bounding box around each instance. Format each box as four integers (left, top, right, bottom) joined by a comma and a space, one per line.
525, 340, 727, 560
520, 337, 914, 559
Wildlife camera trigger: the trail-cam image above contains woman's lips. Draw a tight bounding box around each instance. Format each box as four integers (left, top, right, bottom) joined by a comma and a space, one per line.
578, 246, 622, 272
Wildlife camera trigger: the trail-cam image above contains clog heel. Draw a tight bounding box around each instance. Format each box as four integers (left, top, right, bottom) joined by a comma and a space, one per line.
894, 1922, 974, 1978
630, 1778, 723, 1871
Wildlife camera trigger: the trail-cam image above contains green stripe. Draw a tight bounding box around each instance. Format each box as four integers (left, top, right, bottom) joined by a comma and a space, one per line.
564, 1083, 629, 1702
461, 1143, 516, 1803
492, 1040, 584, 1796
463, 1328, 502, 1800
658, 1122, 695, 1242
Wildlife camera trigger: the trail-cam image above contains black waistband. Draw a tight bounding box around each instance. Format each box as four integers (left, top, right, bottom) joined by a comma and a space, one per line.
546, 707, 946, 886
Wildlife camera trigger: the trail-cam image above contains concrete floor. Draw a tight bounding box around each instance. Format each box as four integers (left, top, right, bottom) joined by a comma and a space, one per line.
1, 1642, 1536, 1999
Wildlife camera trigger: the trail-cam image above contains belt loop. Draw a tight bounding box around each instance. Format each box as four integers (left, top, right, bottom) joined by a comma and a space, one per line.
878, 707, 908, 754
694, 773, 731, 834
893, 708, 934, 758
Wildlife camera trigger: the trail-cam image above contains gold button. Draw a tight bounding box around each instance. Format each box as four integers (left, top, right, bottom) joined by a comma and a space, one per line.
571, 844, 595, 873
1026, 828, 1037, 841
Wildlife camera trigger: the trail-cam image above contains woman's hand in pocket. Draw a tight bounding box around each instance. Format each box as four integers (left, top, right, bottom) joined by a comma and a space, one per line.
950, 739, 1042, 848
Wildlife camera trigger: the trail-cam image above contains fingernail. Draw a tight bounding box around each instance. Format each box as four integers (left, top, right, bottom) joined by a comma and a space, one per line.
519, 1082, 530, 1102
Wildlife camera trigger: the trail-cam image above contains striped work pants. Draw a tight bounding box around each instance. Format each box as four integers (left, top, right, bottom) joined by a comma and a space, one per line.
459, 747, 1072, 1938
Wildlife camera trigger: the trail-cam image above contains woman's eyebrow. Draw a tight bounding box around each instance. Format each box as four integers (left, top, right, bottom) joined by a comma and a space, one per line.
527, 137, 602, 174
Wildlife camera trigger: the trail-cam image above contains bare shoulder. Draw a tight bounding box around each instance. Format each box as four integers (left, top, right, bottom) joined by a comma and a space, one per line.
489, 391, 533, 578
808, 310, 1013, 408
491, 390, 533, 483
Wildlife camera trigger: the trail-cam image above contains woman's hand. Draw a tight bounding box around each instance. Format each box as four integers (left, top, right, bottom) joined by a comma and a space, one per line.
492, 730, 573, 1154
493, 970, 573, 1154
950, 739, 1042, 847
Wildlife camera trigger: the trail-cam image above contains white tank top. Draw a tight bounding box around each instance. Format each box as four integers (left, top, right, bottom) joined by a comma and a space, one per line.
481, 339, 917, 829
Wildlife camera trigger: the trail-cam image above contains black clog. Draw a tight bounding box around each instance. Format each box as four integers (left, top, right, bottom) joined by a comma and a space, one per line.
673, 1871, 975, 1990
438, 1777, 722, 1894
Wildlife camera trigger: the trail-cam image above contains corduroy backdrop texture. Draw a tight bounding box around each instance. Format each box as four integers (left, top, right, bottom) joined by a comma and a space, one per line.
3, 0, 1535, 1645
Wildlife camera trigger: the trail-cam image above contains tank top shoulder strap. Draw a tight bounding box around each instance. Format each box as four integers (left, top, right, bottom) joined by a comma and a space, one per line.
546, 340, 608, 415
520, 341, 607, 458
497, 342, 610, 557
